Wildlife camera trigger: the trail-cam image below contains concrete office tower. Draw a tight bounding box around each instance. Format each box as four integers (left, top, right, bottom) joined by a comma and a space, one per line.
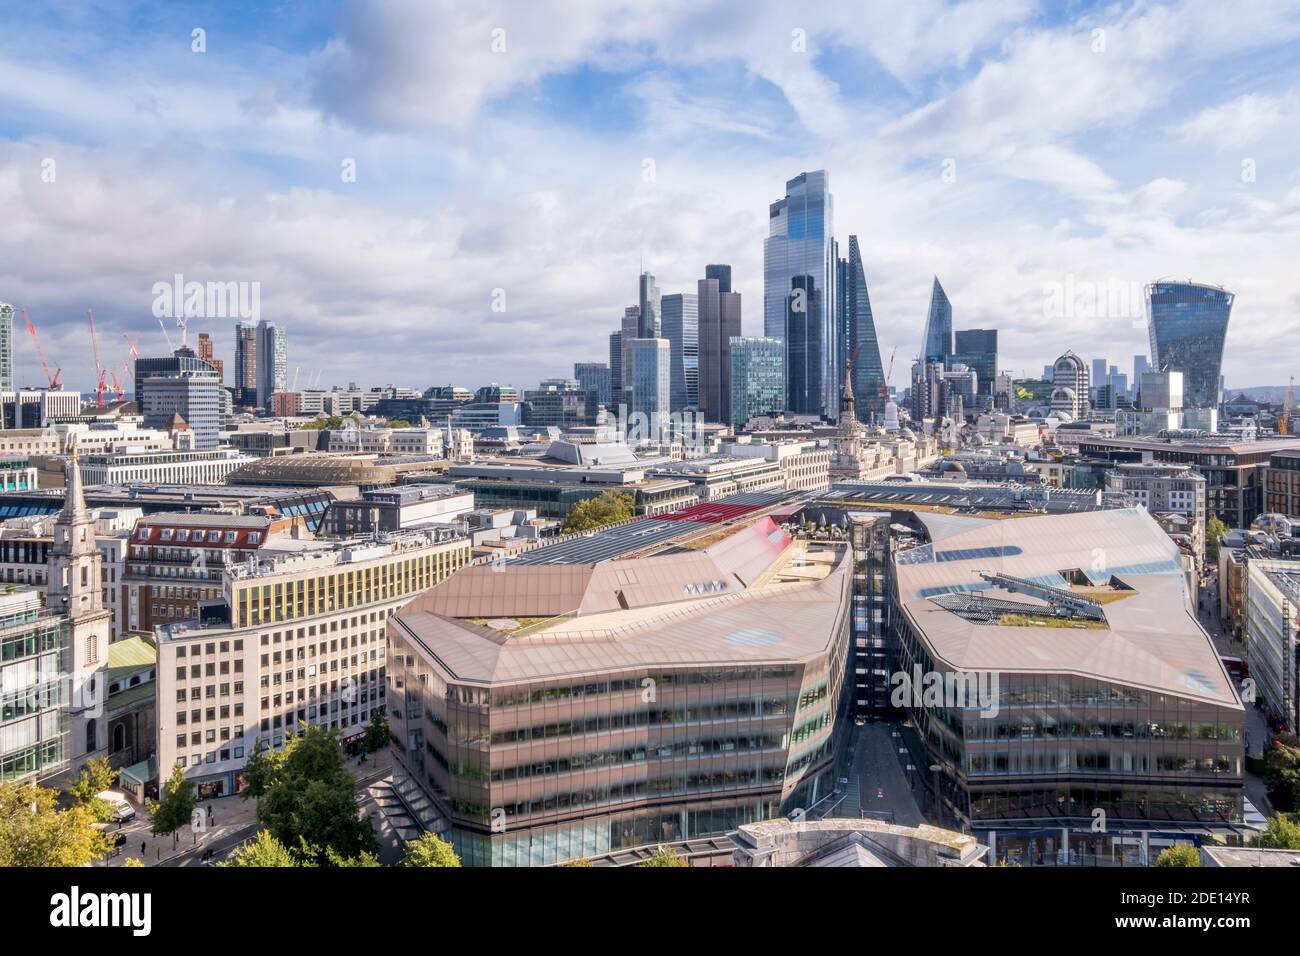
234, 322, 257, 406
1050, 350, 1090, 421
626, 337, 670, 438
785, 274, 823, 415
135, 346, 223, 448
729, 336, 785, 428
638, 272, 660, 339
698, 267, 743, 423
920, 277, 952, 363
0, 303, 12, 391
619, 306, 640, 406
255, 320, 287, 410
765, 170, 836, 414
838, 237, 886, 421
574, 362, 611, 408
660, 293, 698, 412
1146, 281, 1233, 409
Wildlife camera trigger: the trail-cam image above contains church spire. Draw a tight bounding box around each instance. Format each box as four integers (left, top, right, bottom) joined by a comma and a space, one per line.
60, 441, 88, 524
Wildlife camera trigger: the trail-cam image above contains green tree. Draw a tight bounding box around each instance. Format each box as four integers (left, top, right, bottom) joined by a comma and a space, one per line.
223, 830, 298, 867
559, 857, 593, 867
222, 831, 382, 868
1252, 814, 1300, 850
1154, 843, 1201, 867
68, 756, 118, 822
1263, 733, 1300, 811
636, 845, 686, 867
149, 763, 198, 849
363, 707, 391, 755
562, 490, 635, 533
385, 419, 412, 429
1205, 514, 1229, 563
0, 780, 112, 867
257, 724, 377, 866
239, 739, 286, 803
402, 832, 462, 867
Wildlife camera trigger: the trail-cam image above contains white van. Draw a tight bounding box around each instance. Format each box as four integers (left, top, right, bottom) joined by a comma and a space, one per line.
97, 790, 136, 822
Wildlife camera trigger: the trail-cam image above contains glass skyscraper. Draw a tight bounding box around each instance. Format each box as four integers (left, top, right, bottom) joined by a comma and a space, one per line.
764, 171, 836, 415
660, 293, 698, 412
1146, 281, 1233, 409
838, 236, 886, 421
728, 336, 784, 427
0, 303, 13, 391
920, 277, 952, 363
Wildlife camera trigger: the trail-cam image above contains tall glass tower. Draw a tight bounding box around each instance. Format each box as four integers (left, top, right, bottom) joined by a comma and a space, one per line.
764, 170, 836, 415
838, 236, 886, 421
920, 277, 952, 363
660, 292, 698, 412
1146, 281, 1233, 409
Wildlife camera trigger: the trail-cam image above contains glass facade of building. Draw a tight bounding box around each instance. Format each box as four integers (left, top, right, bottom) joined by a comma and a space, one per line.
764, 170, 836, 415
838, 236, 886, 420
728, 336, 784, 428
0, 590, 68, 782
1146, 281, 1233, 409
920, 277, 952, 363
660, 293, 698, 413
893, 608, 1244, 832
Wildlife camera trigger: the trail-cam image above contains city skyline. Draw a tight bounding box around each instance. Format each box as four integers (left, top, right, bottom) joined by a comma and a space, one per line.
1, 1, 1298, 394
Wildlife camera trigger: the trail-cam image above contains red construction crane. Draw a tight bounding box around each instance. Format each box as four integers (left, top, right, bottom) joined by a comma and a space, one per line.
88, 308, 110, 408
22, 309, 62, 390
108, 371, 125, 403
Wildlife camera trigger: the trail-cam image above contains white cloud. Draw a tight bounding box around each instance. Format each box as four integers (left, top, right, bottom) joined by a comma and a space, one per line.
1172, 92, 1292, 148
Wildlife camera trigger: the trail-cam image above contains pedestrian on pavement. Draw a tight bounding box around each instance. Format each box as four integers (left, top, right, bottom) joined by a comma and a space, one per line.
141, 841, 146, 856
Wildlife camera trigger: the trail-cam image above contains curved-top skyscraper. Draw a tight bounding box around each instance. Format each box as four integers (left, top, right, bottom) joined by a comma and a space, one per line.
764, 170, 836, 416
1146, 281, 1233, 409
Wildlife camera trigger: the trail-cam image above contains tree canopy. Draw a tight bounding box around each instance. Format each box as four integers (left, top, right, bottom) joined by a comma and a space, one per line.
0, 780, 112, 867
1252, 814, 1300, 850
562, 490, 635, 533
363, 707, 391, 754
255, 724, 377, 866
1205, 514, 1229, 562
149, 763, 198, 847
1153, 843, 1201, 867
636, 845, 686, 867
222, 830, 380, 868
68, 756, 118, 822
402, 832, 462, 867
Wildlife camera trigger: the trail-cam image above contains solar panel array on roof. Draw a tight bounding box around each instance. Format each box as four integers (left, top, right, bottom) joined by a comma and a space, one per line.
512, 519, 711, 565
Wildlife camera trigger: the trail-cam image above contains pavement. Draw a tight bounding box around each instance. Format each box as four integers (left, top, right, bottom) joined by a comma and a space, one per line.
830, 720, 925, 828
97, 748, 398, 867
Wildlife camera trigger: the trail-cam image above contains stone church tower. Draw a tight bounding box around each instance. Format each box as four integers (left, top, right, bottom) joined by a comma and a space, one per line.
46, 446, 111, 771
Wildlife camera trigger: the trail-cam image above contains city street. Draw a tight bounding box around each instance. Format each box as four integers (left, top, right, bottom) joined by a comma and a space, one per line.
97, 749, 399, 867
836, 721, 925, 828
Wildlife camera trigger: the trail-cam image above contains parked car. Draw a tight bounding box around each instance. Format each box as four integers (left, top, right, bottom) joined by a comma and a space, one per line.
97, 790, 136, 822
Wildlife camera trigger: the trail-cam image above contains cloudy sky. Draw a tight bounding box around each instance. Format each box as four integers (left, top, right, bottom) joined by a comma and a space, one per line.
2, 0, 1299, 396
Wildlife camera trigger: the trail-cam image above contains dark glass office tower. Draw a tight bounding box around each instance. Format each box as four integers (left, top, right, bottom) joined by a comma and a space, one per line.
785, 274, 822, 415
698, 267, 743, 423
951, 328, 998, 397
1146, 281, 1233, 409
638, 272, 660, 338
838, 236, 886, 421
765, 171, 836, 415
920, 277, 952, 363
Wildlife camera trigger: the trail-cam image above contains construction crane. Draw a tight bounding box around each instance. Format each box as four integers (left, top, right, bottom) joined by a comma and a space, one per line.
1281, 376, 1296, 437
108, 371, 125, 403
881, 346, 898, 402
22, 309, 62, 390
88, 308, 110, 408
